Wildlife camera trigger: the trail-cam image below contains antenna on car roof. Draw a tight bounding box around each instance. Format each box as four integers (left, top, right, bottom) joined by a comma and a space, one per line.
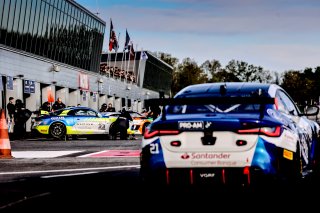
220, 83, 227, 96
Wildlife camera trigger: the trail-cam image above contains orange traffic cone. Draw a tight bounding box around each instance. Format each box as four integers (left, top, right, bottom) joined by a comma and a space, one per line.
0, 109, 13, 158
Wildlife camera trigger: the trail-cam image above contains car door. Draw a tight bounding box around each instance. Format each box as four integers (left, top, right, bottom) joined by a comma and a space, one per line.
72, 109, 101, 134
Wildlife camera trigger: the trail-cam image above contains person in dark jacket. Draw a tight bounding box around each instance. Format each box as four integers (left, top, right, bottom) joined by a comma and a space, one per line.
7, 97, 15, 138
14, 99, 26, 139
40, 101, 51, 115
7, 97, 15, 120
52, 97, 66, 111
111, 108, 133, 139
106, 103, 116, 112
99, 103, 108, 112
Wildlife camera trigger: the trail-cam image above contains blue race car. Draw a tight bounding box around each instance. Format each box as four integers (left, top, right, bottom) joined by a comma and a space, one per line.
31, 106, 118, 139
140, 82, 320, 186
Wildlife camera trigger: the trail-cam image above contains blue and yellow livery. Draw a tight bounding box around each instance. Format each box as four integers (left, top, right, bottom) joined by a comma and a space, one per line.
31, 106, 132, 139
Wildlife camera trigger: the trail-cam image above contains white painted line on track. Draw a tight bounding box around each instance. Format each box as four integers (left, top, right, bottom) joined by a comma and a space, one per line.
0, 165, 141, 175
11, 151, 84, 158
41, 171, 98, 178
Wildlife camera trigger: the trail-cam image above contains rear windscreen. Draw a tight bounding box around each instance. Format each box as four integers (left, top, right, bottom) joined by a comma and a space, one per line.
166, 104, 261, 114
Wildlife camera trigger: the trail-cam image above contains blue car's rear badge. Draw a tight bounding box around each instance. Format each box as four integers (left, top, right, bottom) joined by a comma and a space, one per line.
178, 121, 204, 130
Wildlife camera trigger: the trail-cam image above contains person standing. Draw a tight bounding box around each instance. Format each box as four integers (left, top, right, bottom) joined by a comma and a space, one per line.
52, 97, 66, 111
7, 97, 15, 120
14, 99, 26, 140
40, 101, 51, 115
106, 103, 116, 112
6, 97, 15, 137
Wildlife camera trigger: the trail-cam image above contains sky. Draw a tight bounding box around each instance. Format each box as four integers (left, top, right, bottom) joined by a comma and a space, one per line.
76, 0, 320, 73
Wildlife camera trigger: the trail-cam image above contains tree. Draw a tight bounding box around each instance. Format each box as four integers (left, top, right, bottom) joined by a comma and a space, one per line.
171, 58, 208, 95
154, 52, 179, 67
200, 59, 221, 80
225, 60, 273, 83
281, 70, 306, 105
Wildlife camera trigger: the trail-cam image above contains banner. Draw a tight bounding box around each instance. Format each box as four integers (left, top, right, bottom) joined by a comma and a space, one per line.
82, 91, 87, 101
24, 80, 30, 93
6, 76, 13, 90
30, 80, 35, 93
79, 72, 89, 90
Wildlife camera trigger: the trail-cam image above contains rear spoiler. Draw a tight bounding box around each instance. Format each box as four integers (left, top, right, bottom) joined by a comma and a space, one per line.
145, 97, 275, 120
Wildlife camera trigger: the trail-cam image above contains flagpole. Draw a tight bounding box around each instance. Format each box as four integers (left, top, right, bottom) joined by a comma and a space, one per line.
108, 18, 112, 78
113, 32, 120, 75
137, 48, 143, 87
108, 51, 111, 78
132, 43, 138, 84
120, 49, 125, 79
126, 45, 132, 84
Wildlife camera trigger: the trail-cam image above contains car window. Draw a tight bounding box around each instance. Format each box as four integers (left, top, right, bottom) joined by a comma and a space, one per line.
67, 110, 75, 116
167, 104, 261, 114
276, 90, 299, 116
87, 110, 97, 117
74, 109, 88, 116
50, 109, 64, 116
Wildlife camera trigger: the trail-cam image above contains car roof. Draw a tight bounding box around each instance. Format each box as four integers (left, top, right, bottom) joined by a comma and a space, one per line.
64, 106, 95, 110
175, 82, 275, 98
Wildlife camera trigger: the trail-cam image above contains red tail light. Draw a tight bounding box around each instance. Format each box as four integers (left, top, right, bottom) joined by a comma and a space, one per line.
238, 126, 282, 137
144, 128, 180, 139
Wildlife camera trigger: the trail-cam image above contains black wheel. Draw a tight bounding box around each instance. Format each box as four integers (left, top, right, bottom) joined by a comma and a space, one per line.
49, 122, 66, 139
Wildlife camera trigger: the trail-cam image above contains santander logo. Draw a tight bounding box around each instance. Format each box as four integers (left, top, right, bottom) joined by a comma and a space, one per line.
181, 153, 190, 159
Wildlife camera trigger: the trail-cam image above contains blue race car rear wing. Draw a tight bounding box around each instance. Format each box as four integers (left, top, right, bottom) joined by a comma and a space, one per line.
145, 97, 275, 120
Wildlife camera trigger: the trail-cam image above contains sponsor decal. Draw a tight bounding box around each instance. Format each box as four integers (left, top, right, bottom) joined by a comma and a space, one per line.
181, 153, 190, 159
191, 153, 230, 159
199, 173, 215, 178
74, 122, 100, 130
178, 121, 204, 130
283, 133, 295, 142
181, 152, 236, 166
181, 153, 230, 159
283, 149, 293, 160
191, 161, 237, 166
51, 117, 65, 120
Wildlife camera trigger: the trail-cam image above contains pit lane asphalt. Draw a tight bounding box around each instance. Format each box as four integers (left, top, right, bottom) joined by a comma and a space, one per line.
1, 136, 320, 211
0, 136, 142, 182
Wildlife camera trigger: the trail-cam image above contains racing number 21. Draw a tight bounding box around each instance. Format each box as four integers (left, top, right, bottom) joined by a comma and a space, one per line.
150, 144, 159, 154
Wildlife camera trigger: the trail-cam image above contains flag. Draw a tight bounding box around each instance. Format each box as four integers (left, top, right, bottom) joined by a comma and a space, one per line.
140, 51, 148, 60
109, 19, 119, 51
124, 29, 135, 59
124, 29, 131, 51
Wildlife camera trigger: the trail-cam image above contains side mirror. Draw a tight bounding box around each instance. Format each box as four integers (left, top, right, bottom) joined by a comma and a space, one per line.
303, 106, 319, 116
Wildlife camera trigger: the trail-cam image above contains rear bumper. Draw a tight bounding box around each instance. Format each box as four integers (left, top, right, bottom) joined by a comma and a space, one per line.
140, 167, 270, 186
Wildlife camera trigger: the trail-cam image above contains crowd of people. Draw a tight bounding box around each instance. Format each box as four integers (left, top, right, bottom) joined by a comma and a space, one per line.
100, 63, 136, 83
